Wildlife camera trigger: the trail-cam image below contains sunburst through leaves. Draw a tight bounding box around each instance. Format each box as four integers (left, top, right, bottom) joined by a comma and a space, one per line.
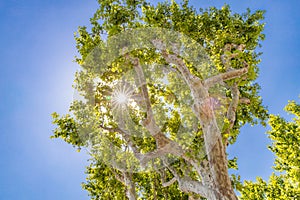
111, 82, 135, 111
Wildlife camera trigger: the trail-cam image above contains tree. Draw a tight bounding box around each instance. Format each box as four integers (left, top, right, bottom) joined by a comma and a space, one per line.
51, 0, 268, 199
239, 100, 300, 199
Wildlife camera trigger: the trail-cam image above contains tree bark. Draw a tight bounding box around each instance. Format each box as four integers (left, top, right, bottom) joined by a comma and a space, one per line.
124, 172, 137, 200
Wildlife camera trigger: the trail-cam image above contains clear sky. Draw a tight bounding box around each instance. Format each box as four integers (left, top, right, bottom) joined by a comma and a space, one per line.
0, 0, 299, 199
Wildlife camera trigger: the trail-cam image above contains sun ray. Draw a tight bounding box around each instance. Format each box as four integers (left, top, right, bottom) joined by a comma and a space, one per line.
111, 82, 135, 112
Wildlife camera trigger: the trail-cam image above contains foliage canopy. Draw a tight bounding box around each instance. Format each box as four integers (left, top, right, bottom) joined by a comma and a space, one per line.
49, 0, 299, 199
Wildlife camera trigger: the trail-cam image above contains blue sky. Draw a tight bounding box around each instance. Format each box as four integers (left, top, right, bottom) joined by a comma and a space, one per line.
0, 0, 299, 199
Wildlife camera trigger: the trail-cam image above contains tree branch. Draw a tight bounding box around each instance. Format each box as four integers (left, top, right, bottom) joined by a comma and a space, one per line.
240, 97, 250, 104
204, 67, 248, 88
178, 178, 217, 199
152, 39, 204, 91
125, 55, 169, 146
162, 177, 177, 187
162, 158, 218, 199
111, 168, 124, 183
224, 83, 240, 144
99, 125, 141, 158
123, 172, 137, 200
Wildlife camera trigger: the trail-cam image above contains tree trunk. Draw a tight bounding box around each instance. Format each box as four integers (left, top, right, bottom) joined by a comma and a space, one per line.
196, 99, 238, 200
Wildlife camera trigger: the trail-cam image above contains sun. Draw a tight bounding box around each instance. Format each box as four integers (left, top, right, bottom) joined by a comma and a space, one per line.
115, 92, 129, 104
111, 83, 134, 111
